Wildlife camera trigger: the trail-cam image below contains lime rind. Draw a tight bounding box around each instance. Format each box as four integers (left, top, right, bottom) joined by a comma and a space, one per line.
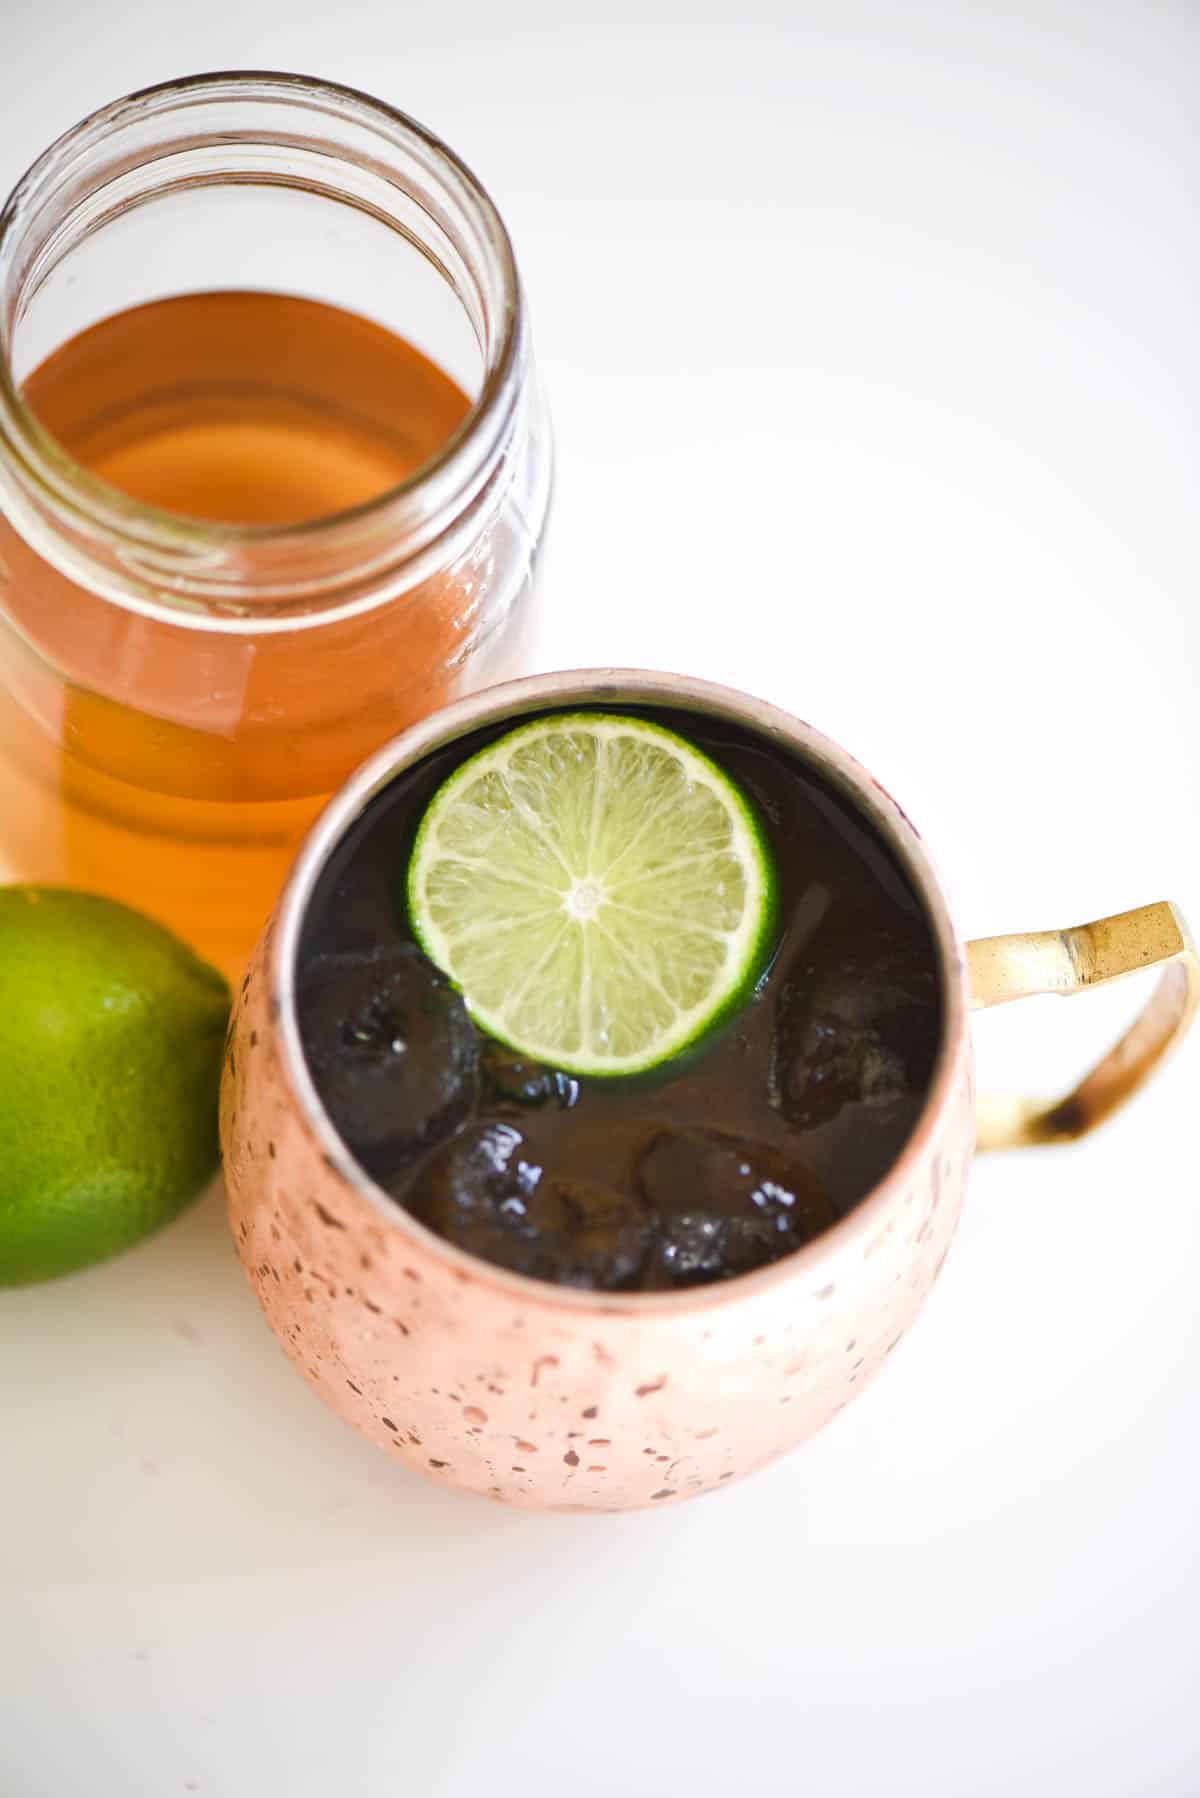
407, 713, 779, 1078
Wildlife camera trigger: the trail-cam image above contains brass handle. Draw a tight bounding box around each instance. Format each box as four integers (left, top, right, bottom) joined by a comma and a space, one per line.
967, 901, 1200, 1150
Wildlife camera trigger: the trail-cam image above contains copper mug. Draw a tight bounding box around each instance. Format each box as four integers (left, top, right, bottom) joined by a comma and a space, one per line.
220, 671, 1199, 1511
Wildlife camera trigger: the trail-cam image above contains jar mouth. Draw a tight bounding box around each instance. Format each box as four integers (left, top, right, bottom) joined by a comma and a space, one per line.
0, 71, 524, 629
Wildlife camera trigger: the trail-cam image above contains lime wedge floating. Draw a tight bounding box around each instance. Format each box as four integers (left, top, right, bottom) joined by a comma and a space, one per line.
407, 712, 778, 1077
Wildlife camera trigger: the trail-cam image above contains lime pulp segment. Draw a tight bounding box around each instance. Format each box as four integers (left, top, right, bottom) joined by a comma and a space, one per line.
406, 713, 779, 1076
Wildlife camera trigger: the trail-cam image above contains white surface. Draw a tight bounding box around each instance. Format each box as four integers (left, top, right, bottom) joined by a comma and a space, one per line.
3, 4, 1199, 1793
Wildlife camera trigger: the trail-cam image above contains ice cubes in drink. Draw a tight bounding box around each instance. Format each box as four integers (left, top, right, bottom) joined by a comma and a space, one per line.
479, 1039, 581, 1112
635, 1127, 835, 1287
298, 945, 477, 1170
407, 1122, 651, 1289
772, 926, 940, 1129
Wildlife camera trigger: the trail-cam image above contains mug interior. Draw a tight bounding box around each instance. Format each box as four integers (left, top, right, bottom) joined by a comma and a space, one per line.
268, 669, 970, 1311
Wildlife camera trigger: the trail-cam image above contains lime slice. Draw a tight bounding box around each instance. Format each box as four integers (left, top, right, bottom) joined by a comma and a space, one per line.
407, 713, 778, 1077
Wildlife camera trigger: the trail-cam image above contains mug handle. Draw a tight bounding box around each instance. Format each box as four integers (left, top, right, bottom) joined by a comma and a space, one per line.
967, 901, 1200, 1150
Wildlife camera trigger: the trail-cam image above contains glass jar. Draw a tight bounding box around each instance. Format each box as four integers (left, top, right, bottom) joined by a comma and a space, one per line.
0, 72, 552, 976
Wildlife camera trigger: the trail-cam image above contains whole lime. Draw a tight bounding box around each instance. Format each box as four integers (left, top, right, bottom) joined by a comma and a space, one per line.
0, 887, 231, 1286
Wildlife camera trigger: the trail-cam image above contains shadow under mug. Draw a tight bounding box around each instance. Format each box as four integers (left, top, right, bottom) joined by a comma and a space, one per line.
220, 670, 1199, 1511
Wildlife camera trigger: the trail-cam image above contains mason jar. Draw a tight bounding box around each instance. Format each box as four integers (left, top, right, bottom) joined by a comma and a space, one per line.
0, 72, 552, 976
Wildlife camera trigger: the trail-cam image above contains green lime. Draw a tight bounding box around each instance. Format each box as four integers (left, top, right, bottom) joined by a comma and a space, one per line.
0, 887, 230, 1286
407, 712, 778, 1077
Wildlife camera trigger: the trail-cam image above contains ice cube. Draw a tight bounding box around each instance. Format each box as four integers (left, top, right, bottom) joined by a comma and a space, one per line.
772, 927, 940, 1130
635, 1127, 835, 1288
479, 1039, 580, 1112
646, 1211, 727, 1285
407, 1122, 651, 1289
298, 945, 478, 1169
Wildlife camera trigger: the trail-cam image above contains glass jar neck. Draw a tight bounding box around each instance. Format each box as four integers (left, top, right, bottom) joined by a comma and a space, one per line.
0, 72, 525, 632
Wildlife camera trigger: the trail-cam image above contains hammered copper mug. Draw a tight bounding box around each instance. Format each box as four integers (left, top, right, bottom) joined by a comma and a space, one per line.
220, 670, 1199, 1511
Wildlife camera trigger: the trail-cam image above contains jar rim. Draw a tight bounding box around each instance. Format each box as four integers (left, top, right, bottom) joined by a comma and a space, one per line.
0, 71, 525, 630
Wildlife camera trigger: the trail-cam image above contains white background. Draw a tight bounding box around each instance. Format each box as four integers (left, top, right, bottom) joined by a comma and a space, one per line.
2, 3, 1199, 1793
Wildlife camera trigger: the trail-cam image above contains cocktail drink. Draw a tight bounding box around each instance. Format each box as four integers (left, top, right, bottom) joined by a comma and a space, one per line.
296, 703, 944, 1288
222, 672, 1197, 1510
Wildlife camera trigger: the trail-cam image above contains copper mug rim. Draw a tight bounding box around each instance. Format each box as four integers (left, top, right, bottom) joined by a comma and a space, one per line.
267, 666, 971, 1316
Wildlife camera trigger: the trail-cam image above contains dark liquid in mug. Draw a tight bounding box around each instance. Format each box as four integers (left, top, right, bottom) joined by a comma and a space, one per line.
297, 708, 944, 1291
